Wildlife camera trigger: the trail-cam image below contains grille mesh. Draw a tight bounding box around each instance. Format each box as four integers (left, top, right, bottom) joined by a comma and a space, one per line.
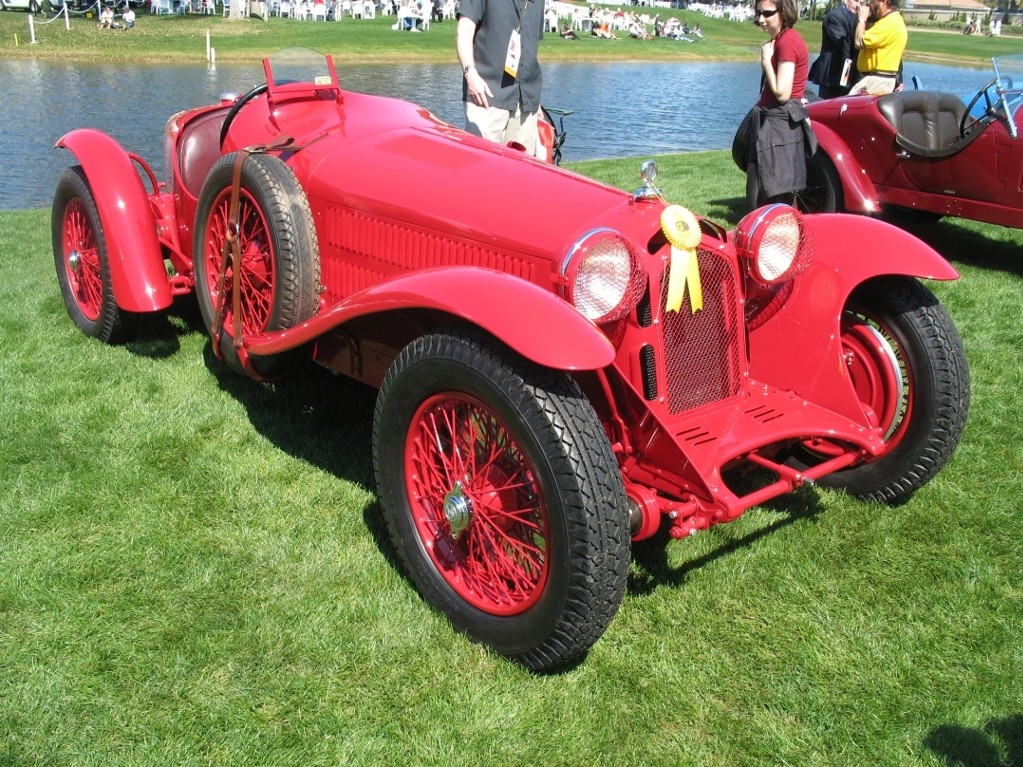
660, 248, 742, 415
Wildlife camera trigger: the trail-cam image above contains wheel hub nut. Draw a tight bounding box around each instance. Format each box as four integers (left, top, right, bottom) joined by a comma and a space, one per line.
68, 250, 81, 273
443, 481, 473, 541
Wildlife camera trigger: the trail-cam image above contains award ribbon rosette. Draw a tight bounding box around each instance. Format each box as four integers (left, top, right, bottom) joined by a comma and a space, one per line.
660, 205, 703, 315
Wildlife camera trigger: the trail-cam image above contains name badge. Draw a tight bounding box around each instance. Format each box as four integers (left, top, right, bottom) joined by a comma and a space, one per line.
504, 28, 521, 79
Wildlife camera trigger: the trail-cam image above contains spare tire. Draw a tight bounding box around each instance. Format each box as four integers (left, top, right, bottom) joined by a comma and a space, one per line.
731, 107, 756, 173
194, 151, 320, 379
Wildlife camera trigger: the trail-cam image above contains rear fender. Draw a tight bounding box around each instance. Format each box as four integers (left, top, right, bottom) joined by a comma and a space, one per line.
813, 122, 881, 215
747, 214, 958, 423
246, 267, 616, 371
56, 129, 172, 313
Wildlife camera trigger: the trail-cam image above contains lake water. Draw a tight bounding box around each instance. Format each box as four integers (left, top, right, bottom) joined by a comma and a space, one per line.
0, 57, 989, 210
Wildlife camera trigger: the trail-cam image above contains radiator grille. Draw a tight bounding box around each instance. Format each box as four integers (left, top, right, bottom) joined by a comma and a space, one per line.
660, 248, 743, 415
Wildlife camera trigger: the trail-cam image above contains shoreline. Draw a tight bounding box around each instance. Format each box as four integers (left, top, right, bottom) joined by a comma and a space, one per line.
0, 11, 1013, 68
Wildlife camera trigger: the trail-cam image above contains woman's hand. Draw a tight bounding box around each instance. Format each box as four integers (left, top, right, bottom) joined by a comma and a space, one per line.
761, 39, 775, 70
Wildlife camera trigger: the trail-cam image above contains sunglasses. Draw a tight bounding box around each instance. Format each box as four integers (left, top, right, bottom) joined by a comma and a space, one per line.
754, 8, 778, 18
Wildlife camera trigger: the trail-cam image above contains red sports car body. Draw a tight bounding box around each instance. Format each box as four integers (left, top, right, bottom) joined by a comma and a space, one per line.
804, 55, 1023, 229
53, 50, 970, 670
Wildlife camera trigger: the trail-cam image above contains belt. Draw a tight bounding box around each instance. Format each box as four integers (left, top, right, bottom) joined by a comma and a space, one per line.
865, 70, 898, 78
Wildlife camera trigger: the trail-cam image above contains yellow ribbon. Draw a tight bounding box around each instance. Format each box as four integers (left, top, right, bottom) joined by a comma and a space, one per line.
660, 205, 703, 314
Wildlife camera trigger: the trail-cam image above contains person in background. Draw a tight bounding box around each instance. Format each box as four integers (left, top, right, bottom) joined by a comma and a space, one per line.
808, 0, 859, 98
847, 0, 906, 95
456, 0, 545, 156
98, 4, 114, 28
742, 0, 814, 209
122, 4, 136, 27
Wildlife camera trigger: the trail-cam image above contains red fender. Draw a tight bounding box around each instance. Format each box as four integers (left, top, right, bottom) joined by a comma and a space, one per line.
813, 121, 881, 216
55, 129, 172, 313
245, 267, 616, 371
747, 214, 958, 424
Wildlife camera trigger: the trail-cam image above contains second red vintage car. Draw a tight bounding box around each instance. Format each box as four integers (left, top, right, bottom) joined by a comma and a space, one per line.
801, 55, 1023, 228
52, 50, 970, 671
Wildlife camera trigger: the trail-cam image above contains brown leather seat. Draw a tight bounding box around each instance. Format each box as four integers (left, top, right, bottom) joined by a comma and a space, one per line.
875, 91, 968, 158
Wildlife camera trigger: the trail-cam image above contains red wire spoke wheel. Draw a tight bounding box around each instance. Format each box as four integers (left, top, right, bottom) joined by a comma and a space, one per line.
61, 198, 103, 322
405, 393, 551, 616
51, 166, 137, 344
203, 187, 277, 336
374, 329, 629, 671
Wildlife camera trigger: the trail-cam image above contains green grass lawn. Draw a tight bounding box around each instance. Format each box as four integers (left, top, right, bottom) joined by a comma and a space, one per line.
1, 5, 1020, 65
1, 151, 1021, 766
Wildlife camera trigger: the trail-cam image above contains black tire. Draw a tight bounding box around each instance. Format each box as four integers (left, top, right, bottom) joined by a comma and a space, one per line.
52, 166, 138, 344
193, 152, 320, 378
731, 108, 755, 172
794, 151, 842, 214
373, 329, 630, 671
812, 276, 970, 503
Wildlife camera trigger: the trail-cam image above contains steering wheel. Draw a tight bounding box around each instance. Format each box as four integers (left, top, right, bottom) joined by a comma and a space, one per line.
219, 82, 270, 149
957, 78, 1014, 138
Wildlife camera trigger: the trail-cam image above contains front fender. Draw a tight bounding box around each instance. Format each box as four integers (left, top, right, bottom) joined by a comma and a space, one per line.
747, 214, 958, 423
56, 129, 171, 313
813, 121, 881, 216
246, 267, 616, 371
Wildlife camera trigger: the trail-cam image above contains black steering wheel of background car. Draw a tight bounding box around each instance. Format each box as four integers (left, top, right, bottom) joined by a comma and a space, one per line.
959, 77, 1011, 137
220, 83, 270, 150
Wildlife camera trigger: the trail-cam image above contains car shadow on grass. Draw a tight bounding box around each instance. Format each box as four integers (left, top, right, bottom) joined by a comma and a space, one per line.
886, 217, 1023, 279
125, 295, 206, 360
199, 339, 839, 604
925, 714, 1023, 767
628, 479, 827, 596
201, 347, 403, 569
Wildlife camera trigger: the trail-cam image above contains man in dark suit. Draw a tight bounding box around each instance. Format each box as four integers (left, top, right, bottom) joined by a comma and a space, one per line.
809, 0, 860, 98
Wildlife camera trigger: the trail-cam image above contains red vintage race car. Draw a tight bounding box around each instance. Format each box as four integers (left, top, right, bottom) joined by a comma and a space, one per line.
53, 49, 970, 671
802, 55, 1023, 228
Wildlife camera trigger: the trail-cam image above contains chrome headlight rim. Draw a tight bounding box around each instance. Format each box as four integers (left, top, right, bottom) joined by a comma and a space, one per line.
734, 203, 810, 286
560, 228, 644, 324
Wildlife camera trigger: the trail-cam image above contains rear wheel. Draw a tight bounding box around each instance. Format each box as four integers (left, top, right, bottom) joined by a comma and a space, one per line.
373, 329, 630, 671
52, 166, 137, 344
814, 276, 969, 502
193, 152, 320, 378
794, 152, 842, 214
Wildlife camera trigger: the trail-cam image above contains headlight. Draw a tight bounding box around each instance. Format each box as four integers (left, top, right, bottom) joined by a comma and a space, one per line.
561, 229, 644, 323
734, 204, 814, 285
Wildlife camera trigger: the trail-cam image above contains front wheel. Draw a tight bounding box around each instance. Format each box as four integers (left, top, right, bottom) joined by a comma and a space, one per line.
816, 276, 969, 502
373, 330, 630, 671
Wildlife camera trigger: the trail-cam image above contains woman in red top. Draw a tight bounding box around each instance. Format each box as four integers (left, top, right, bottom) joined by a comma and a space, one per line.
755, 0, 808, 108
742, 0, 815, 208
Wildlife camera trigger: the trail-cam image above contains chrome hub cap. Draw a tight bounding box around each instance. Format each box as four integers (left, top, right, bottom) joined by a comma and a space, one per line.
443, 481, 473, 541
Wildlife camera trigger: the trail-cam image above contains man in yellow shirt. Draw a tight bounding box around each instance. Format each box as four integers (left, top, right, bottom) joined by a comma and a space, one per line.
848, 0, 906, 95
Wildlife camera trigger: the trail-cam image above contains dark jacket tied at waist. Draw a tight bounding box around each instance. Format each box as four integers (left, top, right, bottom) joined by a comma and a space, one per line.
744, 101, 818, 199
